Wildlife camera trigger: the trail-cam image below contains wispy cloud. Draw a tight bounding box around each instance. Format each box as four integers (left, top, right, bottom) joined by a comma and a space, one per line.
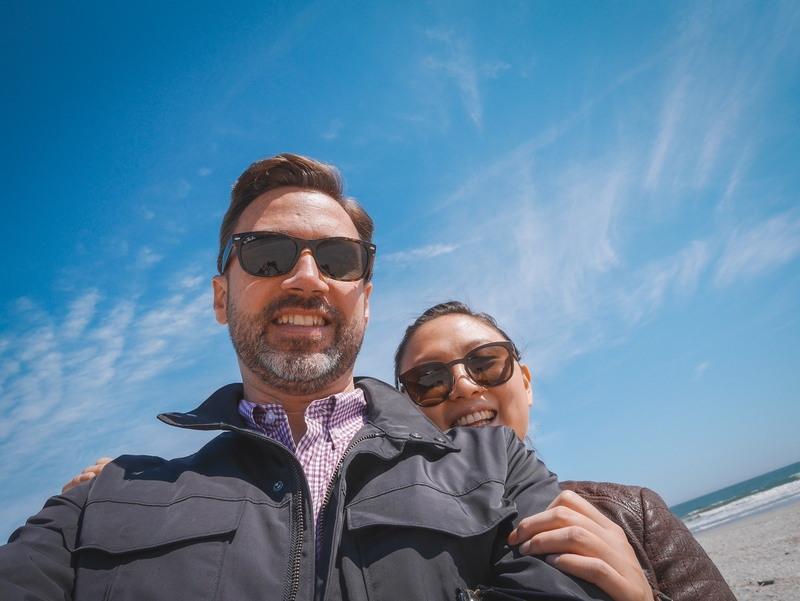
644, 2, 797, 191
423, 30, 484, 127
137, 246, 163, 268
622, 241, 710, 323
0, 276, 225, 478
358, 3, 800, 399
63, 291, 101, 340
322, 119, 344, 140
368, 146, 631, 379
479, 61, 511, 78
715, 212, 800, 285
644, 77, 686, 189
176, 179, 191, 198
381, 244, 458, 266
0, 260, 236, 538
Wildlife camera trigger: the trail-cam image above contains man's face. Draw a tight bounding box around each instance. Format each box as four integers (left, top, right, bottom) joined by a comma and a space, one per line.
212, 187, 372, 398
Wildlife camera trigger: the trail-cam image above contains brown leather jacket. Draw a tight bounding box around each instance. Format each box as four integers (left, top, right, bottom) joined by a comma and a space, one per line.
561, 481, 735, 601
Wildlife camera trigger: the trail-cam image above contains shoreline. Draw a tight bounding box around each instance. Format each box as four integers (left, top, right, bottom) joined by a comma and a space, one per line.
693, 500, 800, 600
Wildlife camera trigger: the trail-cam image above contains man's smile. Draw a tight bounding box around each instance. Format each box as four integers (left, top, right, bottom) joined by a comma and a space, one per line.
273, 313, 330, 326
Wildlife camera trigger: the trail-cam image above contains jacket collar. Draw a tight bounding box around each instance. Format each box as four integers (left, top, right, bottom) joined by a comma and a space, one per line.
158, 378, 458, 451
158, 383, 248, 431
354, 377, 457, 449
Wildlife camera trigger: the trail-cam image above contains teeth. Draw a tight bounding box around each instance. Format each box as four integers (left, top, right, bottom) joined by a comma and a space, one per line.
454, 410, 497, 428
275, 314, 325, 326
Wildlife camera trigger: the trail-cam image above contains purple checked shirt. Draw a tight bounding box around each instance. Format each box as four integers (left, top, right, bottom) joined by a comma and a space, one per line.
238, 389, 368, 560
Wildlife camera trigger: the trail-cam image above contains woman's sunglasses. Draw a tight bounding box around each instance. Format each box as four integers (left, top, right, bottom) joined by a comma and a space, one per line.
221, 232, 376, 281
397, 341, 518, 407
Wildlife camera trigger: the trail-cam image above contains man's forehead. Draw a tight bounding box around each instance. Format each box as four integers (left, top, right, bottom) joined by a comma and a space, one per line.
236, 187, 359, 238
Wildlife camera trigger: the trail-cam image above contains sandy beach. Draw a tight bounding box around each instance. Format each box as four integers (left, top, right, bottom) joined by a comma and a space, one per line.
694, 500, 800, 600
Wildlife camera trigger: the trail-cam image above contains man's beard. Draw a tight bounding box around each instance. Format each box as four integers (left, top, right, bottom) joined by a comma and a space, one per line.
227, 294, 366, 396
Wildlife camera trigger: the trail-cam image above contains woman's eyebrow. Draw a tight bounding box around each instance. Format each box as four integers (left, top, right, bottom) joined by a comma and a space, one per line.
412, 338, 497, 364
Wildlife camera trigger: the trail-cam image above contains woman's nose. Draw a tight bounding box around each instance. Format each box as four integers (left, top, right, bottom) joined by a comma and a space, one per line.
447, 364, 483, 401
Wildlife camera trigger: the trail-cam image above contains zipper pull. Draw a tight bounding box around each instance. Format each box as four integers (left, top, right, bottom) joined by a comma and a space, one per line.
455, 587, 482, 601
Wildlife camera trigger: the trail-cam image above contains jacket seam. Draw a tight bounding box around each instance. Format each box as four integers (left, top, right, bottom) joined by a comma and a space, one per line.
347, 477, 505, 505
101, 560, 119, 601
86, 495, 288, 508
347, 510, 514, 534
209, 535, 229, 601
76, 529, 238, 554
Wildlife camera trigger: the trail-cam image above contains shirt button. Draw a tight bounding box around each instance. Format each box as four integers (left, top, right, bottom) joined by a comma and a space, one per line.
331, 427, 341, 438
410, 432, 422, 439
265, 410, 276, 424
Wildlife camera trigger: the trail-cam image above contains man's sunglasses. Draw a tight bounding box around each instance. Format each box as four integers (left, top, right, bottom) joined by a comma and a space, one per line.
220, 232, 376, 282
397, 341, 518, 407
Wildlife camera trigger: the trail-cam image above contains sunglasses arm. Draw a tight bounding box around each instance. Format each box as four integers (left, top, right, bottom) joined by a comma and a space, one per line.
220, 237, 236, 275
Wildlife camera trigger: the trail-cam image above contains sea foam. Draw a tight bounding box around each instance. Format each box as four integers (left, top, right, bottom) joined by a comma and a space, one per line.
682, 476, 800, 532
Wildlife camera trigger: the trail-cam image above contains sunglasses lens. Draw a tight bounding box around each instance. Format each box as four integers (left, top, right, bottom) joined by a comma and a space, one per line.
465, 344, 514, 387
316, 239, 369, 281
403, 365, 452, 406
239, 235, 298, 276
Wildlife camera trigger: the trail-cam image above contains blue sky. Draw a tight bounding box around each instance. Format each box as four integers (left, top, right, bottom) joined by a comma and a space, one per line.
1, 0, 799, 539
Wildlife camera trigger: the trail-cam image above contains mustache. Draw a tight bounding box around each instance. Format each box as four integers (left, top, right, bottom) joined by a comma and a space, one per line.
263, 294, 341, 322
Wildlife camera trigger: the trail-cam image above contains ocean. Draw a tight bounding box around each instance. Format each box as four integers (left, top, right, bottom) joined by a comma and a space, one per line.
671, 460, 800, 533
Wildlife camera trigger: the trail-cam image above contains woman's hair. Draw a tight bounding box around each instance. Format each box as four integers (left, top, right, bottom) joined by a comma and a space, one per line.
393, 300, 521, 386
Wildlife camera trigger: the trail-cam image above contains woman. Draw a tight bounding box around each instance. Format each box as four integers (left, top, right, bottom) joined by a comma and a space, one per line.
394, 301, 734, 601
394, 302, 652, 601
66, 301, 732, 601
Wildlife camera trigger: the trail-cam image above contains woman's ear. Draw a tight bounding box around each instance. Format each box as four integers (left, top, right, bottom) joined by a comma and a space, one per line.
521, 364, 533, 408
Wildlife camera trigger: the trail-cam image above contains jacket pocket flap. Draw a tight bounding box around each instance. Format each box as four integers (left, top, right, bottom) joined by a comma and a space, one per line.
346, 480, 517, 537
75, 497, 244, 554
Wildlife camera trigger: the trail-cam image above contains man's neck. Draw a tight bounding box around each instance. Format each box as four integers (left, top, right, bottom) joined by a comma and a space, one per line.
239, 366, 356, 445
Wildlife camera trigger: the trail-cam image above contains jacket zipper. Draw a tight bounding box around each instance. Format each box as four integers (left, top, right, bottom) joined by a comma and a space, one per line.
238, 429, 306, 601
283, 446, 304, 601
316, 433, 379, 560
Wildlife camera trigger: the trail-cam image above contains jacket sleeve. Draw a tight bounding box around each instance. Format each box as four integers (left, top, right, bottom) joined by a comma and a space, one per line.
560, 480, 736, 601
490, 430, 613, 600
0, 481, 91, 601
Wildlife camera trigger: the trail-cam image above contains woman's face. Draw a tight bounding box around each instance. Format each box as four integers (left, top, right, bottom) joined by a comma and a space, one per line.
398, 314, 533, 440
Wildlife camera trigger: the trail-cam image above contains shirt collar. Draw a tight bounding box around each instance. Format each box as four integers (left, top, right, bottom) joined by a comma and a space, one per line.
237, 388, 367, 438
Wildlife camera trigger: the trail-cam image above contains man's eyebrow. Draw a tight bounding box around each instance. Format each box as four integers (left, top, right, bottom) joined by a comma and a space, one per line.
242, 228, 294, 238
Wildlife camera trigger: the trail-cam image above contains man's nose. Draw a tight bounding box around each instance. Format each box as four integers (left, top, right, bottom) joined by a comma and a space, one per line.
447, 364, 483, 402
280, 249, 330, 294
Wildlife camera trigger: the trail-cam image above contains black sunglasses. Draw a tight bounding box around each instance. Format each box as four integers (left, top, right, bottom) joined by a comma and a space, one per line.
397, 341, 518, 407
221, 232, 376, 282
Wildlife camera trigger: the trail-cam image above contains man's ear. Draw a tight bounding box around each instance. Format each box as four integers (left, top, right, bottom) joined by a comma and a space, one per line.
363, 281, 372, 327
212, 275, 228, 325
521, 364, 533, 408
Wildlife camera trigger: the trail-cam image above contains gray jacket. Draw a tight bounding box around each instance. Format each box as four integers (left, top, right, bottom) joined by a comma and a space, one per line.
0, 378, 610, 601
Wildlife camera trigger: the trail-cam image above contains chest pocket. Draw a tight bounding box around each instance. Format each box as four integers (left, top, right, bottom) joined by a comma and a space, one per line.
346, 477, 516, 536
71, 497, 245, 601
344, 479, 518, 601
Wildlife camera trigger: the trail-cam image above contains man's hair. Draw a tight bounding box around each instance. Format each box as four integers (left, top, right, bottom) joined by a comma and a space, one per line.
393, 301, 521, 386
218, 153, 375, 273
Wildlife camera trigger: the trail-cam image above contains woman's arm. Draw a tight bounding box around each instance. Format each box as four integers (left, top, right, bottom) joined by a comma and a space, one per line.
509, 490, 654, 601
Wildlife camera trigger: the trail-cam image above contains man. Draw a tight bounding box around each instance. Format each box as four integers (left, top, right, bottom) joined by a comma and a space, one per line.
0, 154, 611, 601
